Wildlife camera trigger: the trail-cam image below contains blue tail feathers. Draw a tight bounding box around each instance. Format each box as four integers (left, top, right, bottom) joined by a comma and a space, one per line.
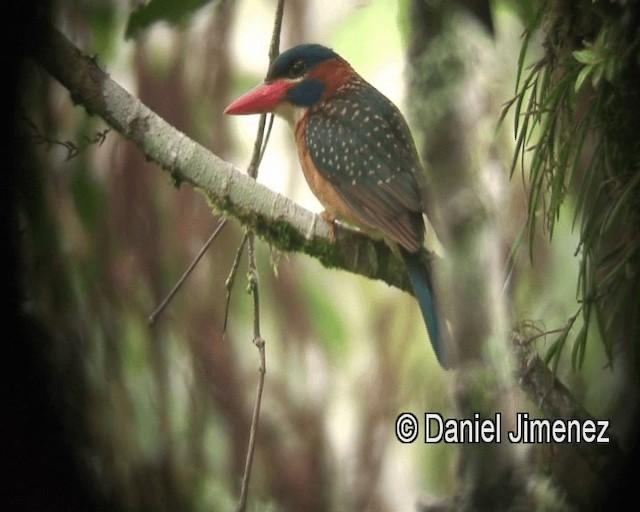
401, 248, 447, 368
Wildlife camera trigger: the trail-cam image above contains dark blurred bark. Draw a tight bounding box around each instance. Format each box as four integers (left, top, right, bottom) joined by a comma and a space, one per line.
532, 1, 640, 509
16, 1, 336, 510
8, 10, 127, 508
407, 1, 533, 510
406, 0, 640, 510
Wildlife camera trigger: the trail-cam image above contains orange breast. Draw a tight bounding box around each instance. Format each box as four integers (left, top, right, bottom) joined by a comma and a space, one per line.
294, 119, 366, 229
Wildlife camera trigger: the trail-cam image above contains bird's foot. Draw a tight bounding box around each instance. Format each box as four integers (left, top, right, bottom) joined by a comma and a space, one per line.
320, 211, 338, 242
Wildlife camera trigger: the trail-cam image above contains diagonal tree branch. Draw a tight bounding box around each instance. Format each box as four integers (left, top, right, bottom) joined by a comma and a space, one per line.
30, 24, 423, 296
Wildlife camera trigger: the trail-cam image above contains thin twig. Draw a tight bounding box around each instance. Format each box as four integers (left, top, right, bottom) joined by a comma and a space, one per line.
223, 232, 248, 333
522, 308, 581, 343
148, 217, 228, 325
235, 2, 285, 510
21, 113, 111, 160
236, 233, 266, 512
234, 97, 270, 512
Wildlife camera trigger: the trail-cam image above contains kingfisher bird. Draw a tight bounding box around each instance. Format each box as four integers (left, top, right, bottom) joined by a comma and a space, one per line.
225, 44, 446, 367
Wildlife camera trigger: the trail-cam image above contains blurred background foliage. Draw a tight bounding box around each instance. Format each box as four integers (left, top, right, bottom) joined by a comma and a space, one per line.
10, 0, 639, 510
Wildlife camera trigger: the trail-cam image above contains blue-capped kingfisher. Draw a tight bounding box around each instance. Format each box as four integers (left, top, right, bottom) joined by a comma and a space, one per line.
225, 44, 446, 367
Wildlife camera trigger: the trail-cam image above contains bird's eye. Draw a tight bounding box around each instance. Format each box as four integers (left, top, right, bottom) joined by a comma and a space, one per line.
289, 59, 307, 78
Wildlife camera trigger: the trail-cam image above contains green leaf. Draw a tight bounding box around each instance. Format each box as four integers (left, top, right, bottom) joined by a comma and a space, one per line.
571, 323, 588, 369
572, 48, 598, 65
604, 57, 619, 82
575, 65, 592, 92
126, 0, 215, 39
591, 63, 604, 88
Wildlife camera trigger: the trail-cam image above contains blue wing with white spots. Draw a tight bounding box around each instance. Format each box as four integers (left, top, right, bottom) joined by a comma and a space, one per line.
305, 79, 425, 252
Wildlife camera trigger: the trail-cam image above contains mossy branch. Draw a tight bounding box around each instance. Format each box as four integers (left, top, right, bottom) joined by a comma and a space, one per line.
30, 25, 420, 295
